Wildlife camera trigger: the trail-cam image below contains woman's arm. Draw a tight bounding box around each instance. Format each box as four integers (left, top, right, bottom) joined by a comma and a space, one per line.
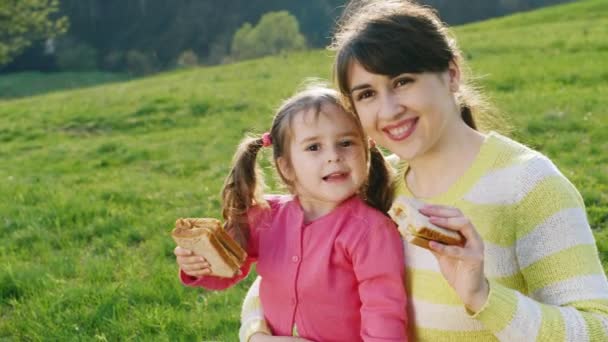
240, 276, 271, 342
423, 160, 608, 341
474, 170, 608, 341
352, 218, 408, 341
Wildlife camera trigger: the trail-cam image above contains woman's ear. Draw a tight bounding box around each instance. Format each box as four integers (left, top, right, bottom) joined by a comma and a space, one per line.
447, 60, 461, 92
277, 157, 294, 182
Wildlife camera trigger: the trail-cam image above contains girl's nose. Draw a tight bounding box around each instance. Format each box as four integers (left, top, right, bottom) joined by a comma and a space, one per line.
327, 147, 342, 163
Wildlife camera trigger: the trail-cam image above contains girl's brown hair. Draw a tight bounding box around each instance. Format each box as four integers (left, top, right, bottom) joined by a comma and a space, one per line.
331, 0, 497, 131
221, 84, 394, 248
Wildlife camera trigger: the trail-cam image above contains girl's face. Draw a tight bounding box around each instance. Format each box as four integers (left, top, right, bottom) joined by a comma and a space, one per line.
279, 104, 367, 210
347, 61, 461, 161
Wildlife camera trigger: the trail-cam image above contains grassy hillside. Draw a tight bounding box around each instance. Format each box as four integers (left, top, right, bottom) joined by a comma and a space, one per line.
0, 71, 129, 100
1, 0, 606, 339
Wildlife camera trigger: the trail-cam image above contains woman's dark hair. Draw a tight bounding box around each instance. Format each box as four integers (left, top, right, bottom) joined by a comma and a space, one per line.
222, 83, 394, 248
332, 0, 497, 130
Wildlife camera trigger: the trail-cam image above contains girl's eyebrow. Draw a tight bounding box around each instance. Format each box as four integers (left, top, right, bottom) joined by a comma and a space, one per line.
298, 131, 358, 145
299, 135, 319, 145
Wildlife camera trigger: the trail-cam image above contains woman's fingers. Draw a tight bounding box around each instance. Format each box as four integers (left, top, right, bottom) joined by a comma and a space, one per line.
429, 216, 477, 240
428, 241, 482, 262
419, 204, 462, 218
420, 204, 481, 243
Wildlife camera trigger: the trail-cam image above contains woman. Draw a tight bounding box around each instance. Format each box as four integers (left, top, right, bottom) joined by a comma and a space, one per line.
240, 0, 608, 340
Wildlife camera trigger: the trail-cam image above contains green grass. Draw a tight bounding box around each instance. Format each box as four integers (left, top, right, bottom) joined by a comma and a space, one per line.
1, 0, 607, 339
0, 71, 130, 100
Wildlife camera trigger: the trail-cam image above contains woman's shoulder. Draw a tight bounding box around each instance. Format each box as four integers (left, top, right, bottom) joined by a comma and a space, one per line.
465, 132, 581, 206
486, 132, 562, 176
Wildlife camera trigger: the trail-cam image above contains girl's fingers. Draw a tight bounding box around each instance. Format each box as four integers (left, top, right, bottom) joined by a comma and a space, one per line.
419, 204, 462, 218
185, 268, 212, 277
181, 262, 211, 272
174, 246, 192, 256
176, 253, 208, 264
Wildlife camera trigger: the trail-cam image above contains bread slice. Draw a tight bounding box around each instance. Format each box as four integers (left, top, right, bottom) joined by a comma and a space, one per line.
172, 218, 247, 278
389, 196, 463, 249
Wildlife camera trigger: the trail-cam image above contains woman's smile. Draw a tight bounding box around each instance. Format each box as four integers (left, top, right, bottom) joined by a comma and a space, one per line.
383, 117, 418, 141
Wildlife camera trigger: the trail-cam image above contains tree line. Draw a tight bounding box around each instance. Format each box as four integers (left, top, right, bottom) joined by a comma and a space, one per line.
1, 0, 574, 74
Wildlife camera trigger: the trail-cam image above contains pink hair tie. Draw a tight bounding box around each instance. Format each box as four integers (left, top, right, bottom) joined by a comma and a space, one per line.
261, 132, 272, 147
368, 138, 376, 148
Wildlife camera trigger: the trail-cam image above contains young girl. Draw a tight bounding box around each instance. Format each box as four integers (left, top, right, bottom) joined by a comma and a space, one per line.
175, 85, 408, 341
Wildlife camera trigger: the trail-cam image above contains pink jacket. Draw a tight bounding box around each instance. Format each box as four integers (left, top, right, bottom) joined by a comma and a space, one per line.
181, 195, 408, 341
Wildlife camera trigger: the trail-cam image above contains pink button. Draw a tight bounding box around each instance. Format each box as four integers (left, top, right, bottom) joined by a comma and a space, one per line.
291, 255, 300, 263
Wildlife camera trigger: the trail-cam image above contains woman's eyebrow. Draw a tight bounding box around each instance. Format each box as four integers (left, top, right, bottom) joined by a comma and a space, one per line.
349, 83, 370, 95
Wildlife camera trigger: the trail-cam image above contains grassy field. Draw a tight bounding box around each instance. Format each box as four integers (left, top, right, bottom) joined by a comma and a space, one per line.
1, 0, 607, 340
0, 71, 130, 100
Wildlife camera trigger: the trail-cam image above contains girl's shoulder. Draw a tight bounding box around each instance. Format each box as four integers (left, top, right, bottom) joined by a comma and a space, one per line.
247, 194, 293, 229
347, 197, 397, 231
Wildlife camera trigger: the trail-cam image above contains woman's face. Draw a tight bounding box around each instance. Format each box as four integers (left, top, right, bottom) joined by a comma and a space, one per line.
347, 61, 461, 161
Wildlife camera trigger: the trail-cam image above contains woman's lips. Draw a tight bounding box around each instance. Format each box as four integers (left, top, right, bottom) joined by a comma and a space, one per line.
383, 117, 418, 141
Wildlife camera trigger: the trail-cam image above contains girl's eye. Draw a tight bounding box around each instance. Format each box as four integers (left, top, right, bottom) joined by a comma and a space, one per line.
394, 77, 414, 88
339, 140, 353, 147
306, 143, 320, 152
355, 90, 374, 101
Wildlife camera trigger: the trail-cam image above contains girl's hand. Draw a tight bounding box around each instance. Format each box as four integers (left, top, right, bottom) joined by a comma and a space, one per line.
249, 333, 313, 342
419, 204, 489, 312
174, 246, 212, 278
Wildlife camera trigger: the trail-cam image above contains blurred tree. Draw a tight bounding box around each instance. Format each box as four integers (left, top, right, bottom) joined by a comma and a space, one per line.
0, 0, 68, 65
231, 11, 306, 61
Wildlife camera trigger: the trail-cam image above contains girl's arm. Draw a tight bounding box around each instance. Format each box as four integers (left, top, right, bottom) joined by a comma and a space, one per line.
179, 205, 267, 291
351, 217, 408, 341
180, 255, 255, 290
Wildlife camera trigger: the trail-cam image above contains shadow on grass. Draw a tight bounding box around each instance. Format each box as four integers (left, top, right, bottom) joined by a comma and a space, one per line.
0, 71, 132, 100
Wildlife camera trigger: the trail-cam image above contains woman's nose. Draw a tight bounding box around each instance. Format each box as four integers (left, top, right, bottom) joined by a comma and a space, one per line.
379, 91, 404, 119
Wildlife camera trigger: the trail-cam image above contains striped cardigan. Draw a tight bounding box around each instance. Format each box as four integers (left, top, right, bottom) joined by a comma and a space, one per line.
239, 132, 608, 341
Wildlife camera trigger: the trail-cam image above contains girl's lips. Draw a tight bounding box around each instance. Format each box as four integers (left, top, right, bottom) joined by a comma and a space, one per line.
383, 117, 418, 141
322, 171, 349, 182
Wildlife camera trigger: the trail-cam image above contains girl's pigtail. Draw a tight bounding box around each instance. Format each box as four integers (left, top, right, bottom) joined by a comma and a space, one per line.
363, 146, 395, 214
221, 137, 266, 249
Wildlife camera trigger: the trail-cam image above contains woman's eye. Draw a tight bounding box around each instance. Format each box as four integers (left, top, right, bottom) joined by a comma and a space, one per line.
356, 90, 374, 101
395, 77, 414, 87
306, 144, 320, 151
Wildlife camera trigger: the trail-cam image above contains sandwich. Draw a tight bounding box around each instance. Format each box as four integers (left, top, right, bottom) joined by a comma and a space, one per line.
171, 218, 247, 278
388, 196, 463, 250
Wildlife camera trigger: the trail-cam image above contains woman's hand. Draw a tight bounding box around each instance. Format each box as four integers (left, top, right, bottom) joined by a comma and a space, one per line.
174, 246, 212, 278
419, 204, 489, 312
249, 333, 312, 342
